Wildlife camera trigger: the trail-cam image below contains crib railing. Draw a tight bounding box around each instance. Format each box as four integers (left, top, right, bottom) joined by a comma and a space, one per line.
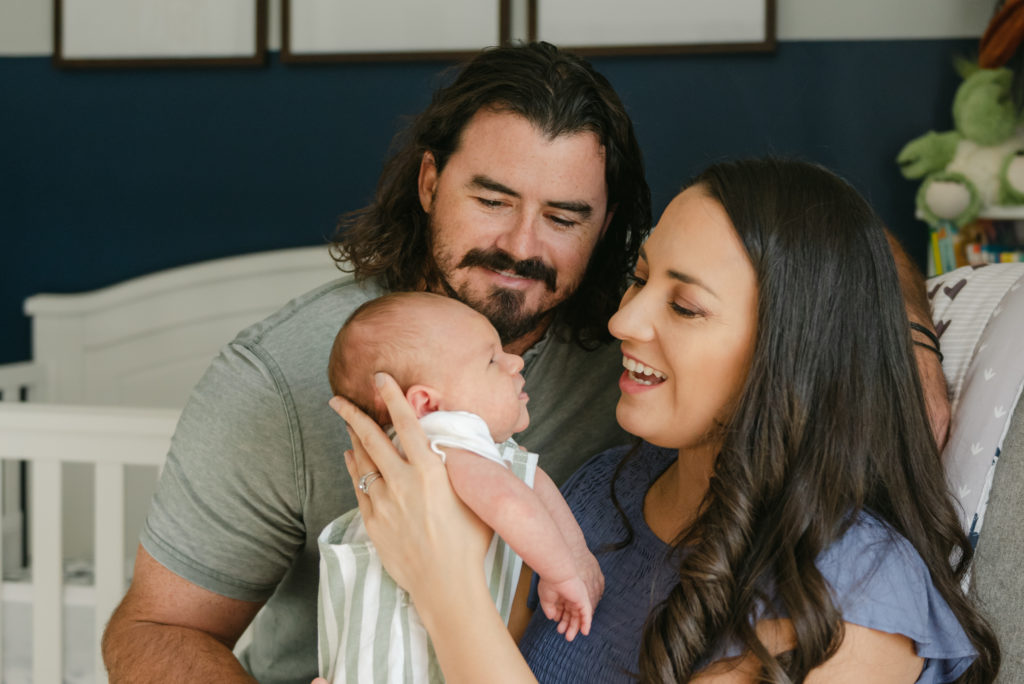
0, 361, 47, 403
0, 361, 43, 619
0, 403, 177, 684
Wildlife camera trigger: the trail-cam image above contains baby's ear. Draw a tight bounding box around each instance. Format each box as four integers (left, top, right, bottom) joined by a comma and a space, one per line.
406, 384, 441, 419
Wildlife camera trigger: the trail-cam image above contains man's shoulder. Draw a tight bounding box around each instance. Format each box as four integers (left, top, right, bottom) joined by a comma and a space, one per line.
200, 276, 387, 400
233, 275, 386, 351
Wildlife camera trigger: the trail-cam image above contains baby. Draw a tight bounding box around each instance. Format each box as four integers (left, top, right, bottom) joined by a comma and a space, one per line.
318, 292, 603, 683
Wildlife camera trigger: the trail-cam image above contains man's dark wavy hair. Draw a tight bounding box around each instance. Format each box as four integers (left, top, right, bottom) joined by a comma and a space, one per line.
330, 42, 651, 348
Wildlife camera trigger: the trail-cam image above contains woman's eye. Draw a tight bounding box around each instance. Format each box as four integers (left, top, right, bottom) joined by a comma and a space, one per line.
670, 302, 700, 318
626, 274, 646, 288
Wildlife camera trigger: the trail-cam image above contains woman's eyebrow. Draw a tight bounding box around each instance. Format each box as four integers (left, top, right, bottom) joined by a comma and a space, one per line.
639, 248, 717, 298
667, 269, 718, 298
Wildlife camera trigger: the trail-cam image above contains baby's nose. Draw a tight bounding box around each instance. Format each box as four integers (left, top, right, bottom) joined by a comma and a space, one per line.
504, 353, 525, 373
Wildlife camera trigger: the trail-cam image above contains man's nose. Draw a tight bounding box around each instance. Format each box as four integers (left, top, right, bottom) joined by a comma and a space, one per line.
494, 212, 541, 260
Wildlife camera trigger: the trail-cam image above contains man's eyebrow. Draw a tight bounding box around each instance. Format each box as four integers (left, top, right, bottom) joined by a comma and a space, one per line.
639, 248, 718, 298
547, 200, 593, 218
471, 175, 519, 197
470, 175, 593, 218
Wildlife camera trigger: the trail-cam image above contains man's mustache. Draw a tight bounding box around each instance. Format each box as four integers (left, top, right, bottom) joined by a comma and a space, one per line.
457, 249, 557, 292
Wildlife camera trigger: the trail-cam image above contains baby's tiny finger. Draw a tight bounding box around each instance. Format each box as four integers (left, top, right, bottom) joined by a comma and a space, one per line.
556, 613, 568, 634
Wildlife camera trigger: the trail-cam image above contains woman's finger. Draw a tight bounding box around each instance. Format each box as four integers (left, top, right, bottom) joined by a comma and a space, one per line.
329, 394, 405, 481
345, 423, 378, 480
373, 372, 436, 468
343, 449, 375, 517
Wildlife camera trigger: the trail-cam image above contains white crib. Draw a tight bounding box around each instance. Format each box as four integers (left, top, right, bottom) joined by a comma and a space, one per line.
0, 246, 343, 683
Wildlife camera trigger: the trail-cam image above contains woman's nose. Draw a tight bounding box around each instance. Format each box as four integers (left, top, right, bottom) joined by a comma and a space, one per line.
608, 288, 653, 342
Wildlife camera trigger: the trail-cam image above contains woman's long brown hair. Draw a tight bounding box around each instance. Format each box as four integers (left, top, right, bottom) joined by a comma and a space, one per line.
633, 158, 999, 682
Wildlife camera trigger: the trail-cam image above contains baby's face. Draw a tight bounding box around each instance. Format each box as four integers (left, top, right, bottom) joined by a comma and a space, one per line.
432, 302, 530, 442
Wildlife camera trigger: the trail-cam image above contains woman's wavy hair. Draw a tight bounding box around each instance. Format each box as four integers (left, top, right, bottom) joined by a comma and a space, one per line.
633, 158, 999, 682
330, 42, 650, 348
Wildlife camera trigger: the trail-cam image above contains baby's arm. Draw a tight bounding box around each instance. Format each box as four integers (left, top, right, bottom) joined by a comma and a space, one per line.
531, 468, 603, 610
442, 448, 593, 640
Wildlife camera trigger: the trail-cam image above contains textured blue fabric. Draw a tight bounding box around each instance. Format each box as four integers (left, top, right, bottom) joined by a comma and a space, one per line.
519, 442, 976, 682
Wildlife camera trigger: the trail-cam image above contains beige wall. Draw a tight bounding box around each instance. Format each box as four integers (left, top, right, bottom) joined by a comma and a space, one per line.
0, 0, 991, 57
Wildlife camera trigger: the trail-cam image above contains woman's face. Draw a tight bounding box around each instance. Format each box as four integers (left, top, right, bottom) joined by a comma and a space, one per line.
608, 186, 758, 455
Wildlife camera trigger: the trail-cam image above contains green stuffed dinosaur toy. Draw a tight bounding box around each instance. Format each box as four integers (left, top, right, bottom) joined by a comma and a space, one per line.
897, 63, 1024, 227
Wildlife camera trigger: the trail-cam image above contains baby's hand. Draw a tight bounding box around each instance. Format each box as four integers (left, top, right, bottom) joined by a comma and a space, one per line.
536, 575, 593, 641
574, 547, 604, 610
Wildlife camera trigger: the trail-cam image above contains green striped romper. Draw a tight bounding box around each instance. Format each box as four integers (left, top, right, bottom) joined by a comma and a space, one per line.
317, 412, 538, 683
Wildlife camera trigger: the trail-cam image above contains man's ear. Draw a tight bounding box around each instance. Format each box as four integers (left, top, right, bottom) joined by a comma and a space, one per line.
406, 384, 442, 419
418, 151, 438, 214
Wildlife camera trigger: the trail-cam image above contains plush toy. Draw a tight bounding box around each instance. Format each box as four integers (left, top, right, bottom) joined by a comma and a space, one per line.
897, 65, 1024, 227
897, 0, 1024, 227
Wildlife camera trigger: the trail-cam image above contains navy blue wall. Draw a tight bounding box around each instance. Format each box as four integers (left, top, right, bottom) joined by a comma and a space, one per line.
1, 40, 971, 364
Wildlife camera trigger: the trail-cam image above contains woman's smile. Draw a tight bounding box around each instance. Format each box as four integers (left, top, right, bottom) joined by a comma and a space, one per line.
619, 352, 667, 392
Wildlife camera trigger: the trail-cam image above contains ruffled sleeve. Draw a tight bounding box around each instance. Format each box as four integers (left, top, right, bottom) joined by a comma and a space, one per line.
815, 514, 976, 683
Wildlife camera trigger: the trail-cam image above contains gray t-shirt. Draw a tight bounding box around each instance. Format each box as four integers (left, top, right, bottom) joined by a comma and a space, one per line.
140, 275, 630, 684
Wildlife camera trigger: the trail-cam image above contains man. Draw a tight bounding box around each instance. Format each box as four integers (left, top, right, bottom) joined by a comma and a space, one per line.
102, 42, 948, 683
102, 42, 649, 684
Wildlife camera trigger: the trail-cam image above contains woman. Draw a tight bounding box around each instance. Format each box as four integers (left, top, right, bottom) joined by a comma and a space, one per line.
332, 158, 1000, 682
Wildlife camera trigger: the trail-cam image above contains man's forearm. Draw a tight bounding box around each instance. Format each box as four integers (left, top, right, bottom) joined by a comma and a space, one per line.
103, 619, 256, 684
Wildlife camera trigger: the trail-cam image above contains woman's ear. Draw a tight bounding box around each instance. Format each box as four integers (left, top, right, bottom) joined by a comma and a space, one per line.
418, 151, 438, 214
406, 384, 441, 419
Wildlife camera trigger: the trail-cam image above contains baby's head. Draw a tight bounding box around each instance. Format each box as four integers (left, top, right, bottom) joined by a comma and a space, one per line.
329, 292, 530, 442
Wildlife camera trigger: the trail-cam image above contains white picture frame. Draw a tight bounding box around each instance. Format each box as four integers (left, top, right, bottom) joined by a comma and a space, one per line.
282, 0, 509, 63
529, 0, 775, 55
54, 0, 267, 68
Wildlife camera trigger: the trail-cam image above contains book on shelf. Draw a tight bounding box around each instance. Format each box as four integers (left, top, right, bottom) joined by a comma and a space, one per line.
926, 213, 1024, 276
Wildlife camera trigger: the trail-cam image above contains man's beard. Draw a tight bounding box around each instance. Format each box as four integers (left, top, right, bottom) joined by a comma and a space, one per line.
463, 284, 552, 345
434, 246, 560, 344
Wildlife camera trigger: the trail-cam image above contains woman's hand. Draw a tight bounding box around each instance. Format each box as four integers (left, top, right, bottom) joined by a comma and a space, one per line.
328, 372, 492, 604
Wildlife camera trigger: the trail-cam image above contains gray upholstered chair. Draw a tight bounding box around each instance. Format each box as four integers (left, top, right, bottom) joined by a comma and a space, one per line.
927, 262, 1024, 680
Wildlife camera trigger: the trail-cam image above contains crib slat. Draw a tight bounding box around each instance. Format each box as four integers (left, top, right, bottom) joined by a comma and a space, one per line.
32, 459, 63, 684
94, 462, 125, 684
0, 458, 5, 674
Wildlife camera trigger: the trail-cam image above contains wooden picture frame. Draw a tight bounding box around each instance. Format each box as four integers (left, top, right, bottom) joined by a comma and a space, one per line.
281, 0, 510, 63
527, 0, 775, 56
53, 0, 267, 68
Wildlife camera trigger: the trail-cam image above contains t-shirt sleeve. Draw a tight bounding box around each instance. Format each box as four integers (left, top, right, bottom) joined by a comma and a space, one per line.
815, 515, 976, 683
140, 340, 306, 602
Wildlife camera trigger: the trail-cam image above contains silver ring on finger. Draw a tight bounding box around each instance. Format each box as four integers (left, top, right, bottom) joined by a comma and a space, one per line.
358, 471, 383, 494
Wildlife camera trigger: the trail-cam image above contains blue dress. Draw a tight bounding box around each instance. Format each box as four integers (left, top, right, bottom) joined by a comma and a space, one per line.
519, 443, 976, 682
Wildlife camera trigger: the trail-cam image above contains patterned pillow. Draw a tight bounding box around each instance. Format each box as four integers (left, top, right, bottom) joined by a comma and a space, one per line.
928, 263, 1024, 548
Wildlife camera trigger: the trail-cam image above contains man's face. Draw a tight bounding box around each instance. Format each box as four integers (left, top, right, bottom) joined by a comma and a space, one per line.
418, 108, 612, 351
